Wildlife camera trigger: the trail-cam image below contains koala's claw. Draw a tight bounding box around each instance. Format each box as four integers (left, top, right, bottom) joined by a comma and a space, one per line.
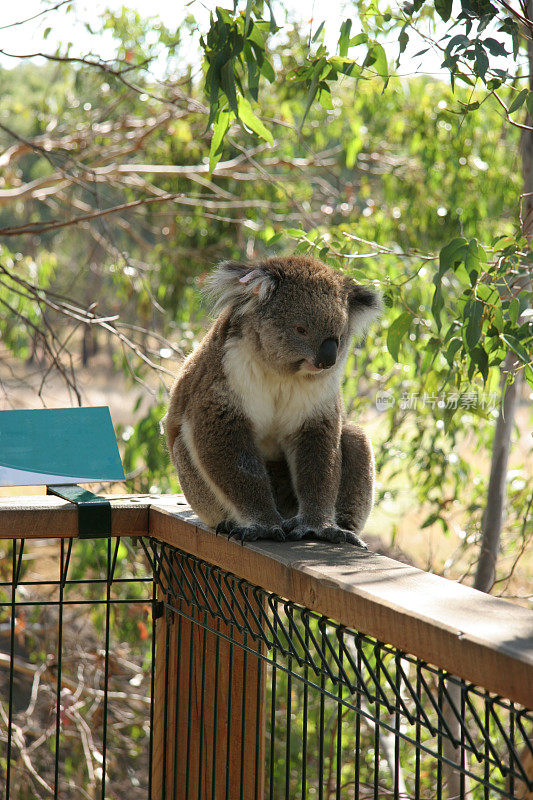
227, 523, 286, 543
216, 520, 235, 536
318, 526, 368, 548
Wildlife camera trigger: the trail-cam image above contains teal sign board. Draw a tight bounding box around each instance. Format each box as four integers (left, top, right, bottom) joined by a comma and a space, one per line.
0, 407, 125, 486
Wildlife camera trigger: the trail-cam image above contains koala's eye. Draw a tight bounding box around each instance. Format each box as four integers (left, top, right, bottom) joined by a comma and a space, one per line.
295, 325, 308, 337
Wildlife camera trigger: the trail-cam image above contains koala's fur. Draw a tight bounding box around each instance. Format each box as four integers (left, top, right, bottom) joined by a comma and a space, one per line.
166, 255, 381, 546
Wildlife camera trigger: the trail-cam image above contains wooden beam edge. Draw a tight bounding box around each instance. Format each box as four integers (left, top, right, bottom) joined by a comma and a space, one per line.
149, 505, 533, 709
0, 495, 151, 538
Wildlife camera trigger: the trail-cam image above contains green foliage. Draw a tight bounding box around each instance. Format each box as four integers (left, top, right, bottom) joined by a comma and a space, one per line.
118, 402, 180, 494
430, 235, 531, 384
200, 3, 276, 165
0, 247, 57, 360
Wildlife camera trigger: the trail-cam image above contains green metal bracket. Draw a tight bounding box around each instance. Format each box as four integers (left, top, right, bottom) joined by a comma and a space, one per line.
47, 484, 112, 539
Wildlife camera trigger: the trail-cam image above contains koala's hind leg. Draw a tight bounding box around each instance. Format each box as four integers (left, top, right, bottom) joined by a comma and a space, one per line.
335, 422, 375, 536
172, 431, 227, 528
266, 459, 298, 519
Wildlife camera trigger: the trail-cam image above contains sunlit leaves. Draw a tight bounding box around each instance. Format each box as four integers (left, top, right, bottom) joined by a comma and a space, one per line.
237, 95, 273, 144
445, 338, 462, 367
501, 333, 530, 366
201, 7, 276, 130
429, 234, 532, 386
364, 43, 388, 84
298, 59, 326, 130
201, 5, 391, 145
312, 20, 325, 43
338, 19, 352, 58
209, 105, 231, 172
387, 311, 412, 361
439, 237, 468, 273
463, 298, 484, 350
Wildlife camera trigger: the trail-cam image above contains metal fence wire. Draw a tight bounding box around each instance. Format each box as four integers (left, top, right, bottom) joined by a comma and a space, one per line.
0, 536, 156, 800
1, 534, 532, 800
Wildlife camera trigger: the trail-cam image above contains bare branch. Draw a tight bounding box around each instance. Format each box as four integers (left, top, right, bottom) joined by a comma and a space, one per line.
0, 0, 73, 30
492, 91, 533, 131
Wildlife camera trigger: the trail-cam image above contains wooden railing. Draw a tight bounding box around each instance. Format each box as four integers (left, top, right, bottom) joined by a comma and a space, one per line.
1, 493, 532, 799
2, 493, 531, 705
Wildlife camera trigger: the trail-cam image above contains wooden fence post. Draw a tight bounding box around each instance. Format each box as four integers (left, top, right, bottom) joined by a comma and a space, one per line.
151, 551, 266, 800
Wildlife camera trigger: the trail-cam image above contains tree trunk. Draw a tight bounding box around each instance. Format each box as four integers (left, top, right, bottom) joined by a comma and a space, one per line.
474, 359, 520, 592
473, 2, 533, 594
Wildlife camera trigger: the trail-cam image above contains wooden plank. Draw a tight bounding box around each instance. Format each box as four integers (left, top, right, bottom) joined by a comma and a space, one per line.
150, 500, 533, 709
151, 550, 266, 800
0, 494, 152, 538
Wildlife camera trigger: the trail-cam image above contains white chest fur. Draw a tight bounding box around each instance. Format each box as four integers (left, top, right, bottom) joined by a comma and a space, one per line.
223, 337, 342, 460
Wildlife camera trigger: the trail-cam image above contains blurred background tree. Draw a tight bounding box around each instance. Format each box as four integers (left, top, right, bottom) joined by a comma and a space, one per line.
0, 0, 531, 602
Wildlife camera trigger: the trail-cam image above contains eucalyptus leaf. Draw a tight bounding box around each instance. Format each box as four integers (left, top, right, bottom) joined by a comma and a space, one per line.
501, 333, 530, 364
464, 299, 484, 351
509, 88, 528, 114
237, 96, 273, 144
209, 106, 231, 172
339, 19, 352, 57
435, 0, 453, 22
387, 312, 412, 362
439, 237, 468, 275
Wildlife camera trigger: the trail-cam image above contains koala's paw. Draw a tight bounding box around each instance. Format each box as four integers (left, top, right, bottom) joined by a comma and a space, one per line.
227, 523, 286, 544
282, 517, 368, 548
282, 516, 318, 541
317, 526, 368, 549
281, 516, 311, 542
215, 520, 236, 536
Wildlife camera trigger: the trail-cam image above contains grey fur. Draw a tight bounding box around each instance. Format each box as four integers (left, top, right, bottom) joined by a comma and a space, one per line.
166, 255, 381, 546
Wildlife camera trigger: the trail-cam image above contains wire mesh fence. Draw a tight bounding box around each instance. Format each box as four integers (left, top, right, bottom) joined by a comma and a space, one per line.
1, 532, 532, 799
146, 538, 533, 800
0, 536, 155, 799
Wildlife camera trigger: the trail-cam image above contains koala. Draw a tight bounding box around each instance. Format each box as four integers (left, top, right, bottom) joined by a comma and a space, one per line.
165, 255, 381, 546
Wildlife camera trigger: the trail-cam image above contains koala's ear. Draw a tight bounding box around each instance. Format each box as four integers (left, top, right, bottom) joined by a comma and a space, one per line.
204, 260, 278, 316
346, 282, 382, 337
205, 261, 278, 314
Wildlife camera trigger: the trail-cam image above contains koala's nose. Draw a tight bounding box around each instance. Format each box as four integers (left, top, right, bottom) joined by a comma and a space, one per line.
315, 338, 338, 369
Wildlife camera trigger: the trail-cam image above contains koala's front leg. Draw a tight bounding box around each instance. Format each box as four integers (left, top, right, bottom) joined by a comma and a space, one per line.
186, 404, 284, 542
283, 416, 368, 548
